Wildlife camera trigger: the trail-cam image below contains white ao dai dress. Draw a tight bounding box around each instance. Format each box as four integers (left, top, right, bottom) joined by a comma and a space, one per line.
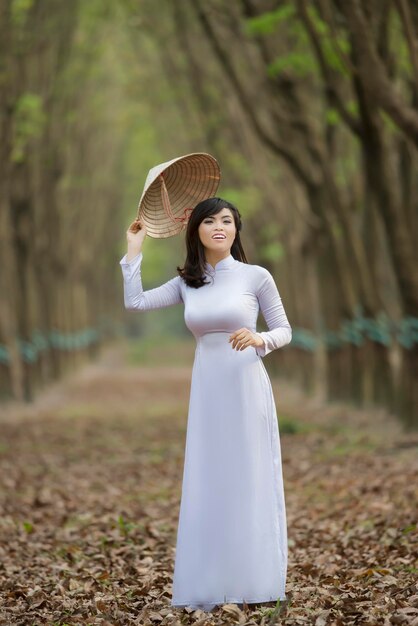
119, 251, 292, 611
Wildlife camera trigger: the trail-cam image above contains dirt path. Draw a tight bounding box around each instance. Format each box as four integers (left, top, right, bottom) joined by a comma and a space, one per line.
0, 340, 417, 625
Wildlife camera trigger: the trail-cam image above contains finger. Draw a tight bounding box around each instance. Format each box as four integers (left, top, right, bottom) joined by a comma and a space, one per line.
232, 333, 250, 349
231, 335, 247, 349
129, 221, 142, 233
236, 334, 255, 350
233, 334, 252, 350
229, 328, 248, 343
238, 337, 251, 350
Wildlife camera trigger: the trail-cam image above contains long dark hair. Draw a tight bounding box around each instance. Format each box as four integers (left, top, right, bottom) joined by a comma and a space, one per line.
176, 197, 248, 288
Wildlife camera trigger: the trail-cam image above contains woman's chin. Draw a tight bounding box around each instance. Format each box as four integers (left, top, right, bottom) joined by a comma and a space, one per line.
205, 242, 231, 252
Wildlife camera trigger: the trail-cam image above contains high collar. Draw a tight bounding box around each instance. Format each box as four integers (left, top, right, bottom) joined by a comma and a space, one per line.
204, 254, 236, 273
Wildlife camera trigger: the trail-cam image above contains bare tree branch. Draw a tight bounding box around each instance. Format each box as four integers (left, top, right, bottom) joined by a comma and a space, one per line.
189, 0, 317, 187
341, 0, 418, 147
393, 0, 418, 90
297, 0, 360, 135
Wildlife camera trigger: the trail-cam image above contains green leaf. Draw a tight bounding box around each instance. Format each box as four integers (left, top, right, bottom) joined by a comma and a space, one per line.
23, 521, 34, 533
244, 5, 295, 37
322, 39, 350, 75
11, 0, 34, 28
12, 93, 46, 163
117, 514, 135, 534
261, 242, 284, 263
325, 107, 340, 126
306, 5, 350, 75
380, 110, 401, 135
268, 52, 317, 78
401, 524, 417, 534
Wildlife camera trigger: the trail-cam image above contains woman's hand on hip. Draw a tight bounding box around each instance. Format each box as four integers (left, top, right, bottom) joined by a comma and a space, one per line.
229, 328, 264, 351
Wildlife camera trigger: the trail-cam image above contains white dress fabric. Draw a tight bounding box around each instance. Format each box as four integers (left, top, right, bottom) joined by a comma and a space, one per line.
119, 251, 292, 611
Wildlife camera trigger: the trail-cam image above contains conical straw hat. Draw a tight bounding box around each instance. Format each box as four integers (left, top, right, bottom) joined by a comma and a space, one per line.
137, 152, 221, 238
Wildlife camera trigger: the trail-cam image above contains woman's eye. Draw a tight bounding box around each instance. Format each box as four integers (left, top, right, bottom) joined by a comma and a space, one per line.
204, 220, 232, 224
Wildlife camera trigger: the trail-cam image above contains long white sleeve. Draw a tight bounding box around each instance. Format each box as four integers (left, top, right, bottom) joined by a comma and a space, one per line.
254, 268, 292, 357
119, 251, 183, 310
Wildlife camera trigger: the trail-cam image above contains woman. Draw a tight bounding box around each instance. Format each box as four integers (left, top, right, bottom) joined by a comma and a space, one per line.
119, 197, 292, 612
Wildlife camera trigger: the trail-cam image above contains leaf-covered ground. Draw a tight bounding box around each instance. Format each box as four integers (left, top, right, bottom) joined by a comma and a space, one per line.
0, 339, 417, 626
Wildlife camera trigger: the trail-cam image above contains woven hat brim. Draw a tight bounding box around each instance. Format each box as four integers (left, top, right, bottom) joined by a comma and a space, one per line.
137, 153, 221, 239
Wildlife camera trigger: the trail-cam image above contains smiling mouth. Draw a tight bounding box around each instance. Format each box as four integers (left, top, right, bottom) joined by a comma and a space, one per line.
212, 235, 226, 239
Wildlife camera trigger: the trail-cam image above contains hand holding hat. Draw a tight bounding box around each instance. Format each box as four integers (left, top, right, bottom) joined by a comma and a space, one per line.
127, 218, 147, 242
135, 152, 221, 239
125, 219, 148, 262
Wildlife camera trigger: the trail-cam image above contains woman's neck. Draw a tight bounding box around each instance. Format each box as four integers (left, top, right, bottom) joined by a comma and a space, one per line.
204, 250, 231, 268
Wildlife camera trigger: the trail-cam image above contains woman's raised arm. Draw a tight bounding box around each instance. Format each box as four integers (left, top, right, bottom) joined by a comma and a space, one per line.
120, 218, 183, 311
119, 251, 183, 310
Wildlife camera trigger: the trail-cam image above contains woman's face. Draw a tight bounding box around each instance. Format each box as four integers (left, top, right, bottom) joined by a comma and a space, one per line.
198, 207, 236, 254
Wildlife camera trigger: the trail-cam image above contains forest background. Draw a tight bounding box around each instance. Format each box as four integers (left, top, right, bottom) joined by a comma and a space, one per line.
1, 0, 417, 427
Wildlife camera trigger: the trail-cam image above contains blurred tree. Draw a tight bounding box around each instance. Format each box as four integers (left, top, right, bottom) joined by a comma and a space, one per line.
0, 0, 416, 427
